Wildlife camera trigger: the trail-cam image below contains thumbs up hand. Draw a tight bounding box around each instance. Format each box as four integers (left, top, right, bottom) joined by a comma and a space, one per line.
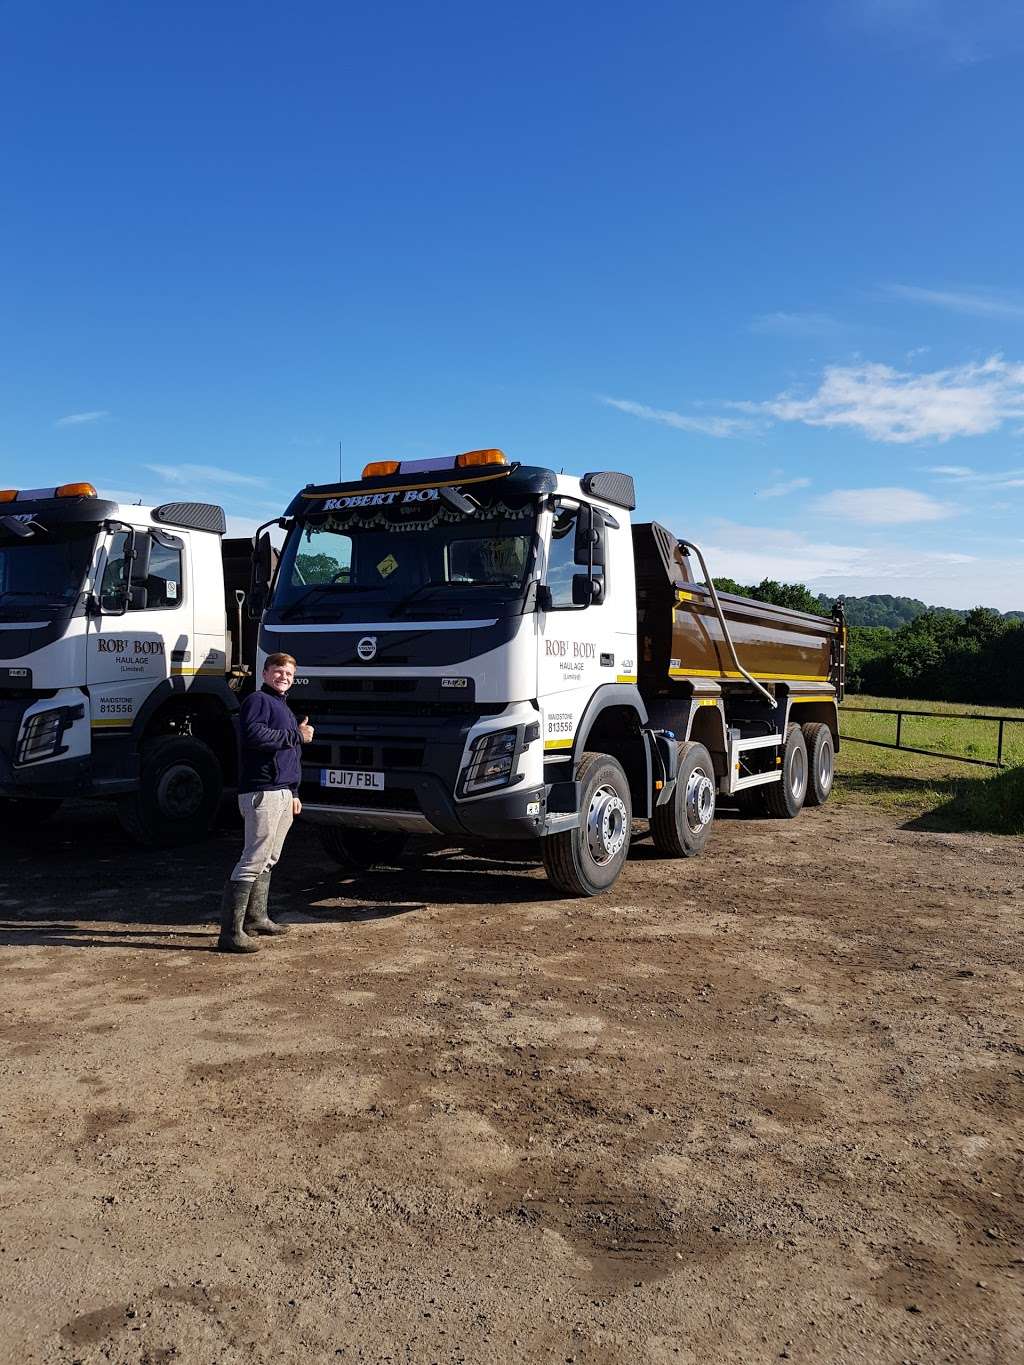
298, 716, 314, 743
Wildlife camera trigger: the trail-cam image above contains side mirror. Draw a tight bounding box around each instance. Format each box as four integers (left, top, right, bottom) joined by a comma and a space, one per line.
573, 507, 606, 567
249, 532, 273, 619
571, 573, 603, 606
129, 534, 152, 587
128, 585, 149, 610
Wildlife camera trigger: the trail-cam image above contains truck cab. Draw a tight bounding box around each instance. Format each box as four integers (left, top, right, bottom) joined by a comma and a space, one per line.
0, 482, 241, 843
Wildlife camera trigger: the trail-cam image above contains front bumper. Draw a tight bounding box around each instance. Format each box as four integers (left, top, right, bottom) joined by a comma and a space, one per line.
300, 775, 547, 840
295, 692, 547, 841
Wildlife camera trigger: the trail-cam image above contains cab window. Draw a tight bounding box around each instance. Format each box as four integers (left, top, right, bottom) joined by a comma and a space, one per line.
547, 502, 605, 608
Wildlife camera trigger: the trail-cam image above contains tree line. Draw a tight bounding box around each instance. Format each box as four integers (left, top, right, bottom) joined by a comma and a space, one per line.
713, 577, 1024, 706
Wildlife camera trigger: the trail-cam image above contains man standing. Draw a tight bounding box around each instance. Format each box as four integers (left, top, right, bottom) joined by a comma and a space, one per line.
217, 651, 314, 954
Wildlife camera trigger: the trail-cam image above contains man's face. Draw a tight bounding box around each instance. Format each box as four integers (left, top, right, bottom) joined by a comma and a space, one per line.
264, 660, 295, 694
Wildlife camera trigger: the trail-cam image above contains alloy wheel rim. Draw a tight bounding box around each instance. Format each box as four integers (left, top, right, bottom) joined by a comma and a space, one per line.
586, 784, 628, 865
685, 766, 715, 832
790, 747, 807, 800
818, 743, 833, 792
157, 763, 205, 819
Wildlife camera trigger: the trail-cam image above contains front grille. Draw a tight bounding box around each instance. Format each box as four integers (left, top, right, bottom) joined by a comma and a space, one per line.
302, 783, 419, 811
306, 697, 503, 719
304, 742, 426, 768
323, 678, 417, 694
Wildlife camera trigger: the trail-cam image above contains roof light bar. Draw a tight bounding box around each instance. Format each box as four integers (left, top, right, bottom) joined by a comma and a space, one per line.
359, 449, 508, 481
0, 483, 98, 502
455, 449, 507, 468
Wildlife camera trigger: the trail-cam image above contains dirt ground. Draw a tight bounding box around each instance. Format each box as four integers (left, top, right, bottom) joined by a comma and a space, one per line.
1, 797, 1021, 1365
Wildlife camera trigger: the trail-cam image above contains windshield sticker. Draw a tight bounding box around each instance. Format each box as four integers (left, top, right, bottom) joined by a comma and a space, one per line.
322, 489, 439, 511
377, 554, 398, 578
319, 499, 532, 535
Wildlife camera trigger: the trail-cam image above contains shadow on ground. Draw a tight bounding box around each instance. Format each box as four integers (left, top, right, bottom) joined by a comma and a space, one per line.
836, 769, 1022, 837
0, 799, 566, 951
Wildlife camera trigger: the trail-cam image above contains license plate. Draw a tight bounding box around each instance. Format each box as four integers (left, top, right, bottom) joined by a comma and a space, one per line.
320, 768, 385, 790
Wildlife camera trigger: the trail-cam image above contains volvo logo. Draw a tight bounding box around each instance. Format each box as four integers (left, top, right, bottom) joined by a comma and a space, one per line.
356, 636, 378, 662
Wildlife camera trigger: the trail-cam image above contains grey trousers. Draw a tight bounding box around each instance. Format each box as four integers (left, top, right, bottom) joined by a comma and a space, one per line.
232, 788, 295, 882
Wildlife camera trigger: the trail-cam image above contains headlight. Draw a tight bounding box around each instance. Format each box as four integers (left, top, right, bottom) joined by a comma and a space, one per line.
16, 703, 84, 765
460, 727, 519, 796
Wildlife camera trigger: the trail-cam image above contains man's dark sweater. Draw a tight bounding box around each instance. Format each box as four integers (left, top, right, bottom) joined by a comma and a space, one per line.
238, 685, 302, 794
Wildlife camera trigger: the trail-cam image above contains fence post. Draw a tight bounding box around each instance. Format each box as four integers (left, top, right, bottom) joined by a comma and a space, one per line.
896, 712, 902, 751
997, 719, 1004, 768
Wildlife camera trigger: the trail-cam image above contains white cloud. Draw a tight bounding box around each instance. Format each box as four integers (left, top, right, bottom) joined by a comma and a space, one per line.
144, 462, 267, 488
810, 487, 956, 525
693, 519, 1023, 611
748, 312, 844, 338
763, 355, 1024, 444
885, 284, 1024, 319
755, 477, 811, 499
922, 463, 1024, 487
601, 396, 757, 439
55, 410, 109, 428
842, 1, 1024, 68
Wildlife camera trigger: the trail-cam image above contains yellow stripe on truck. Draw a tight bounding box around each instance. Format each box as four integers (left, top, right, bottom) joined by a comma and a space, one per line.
670, 667, 829, 682
544, 738, 574, 750
615, 674, 637, 684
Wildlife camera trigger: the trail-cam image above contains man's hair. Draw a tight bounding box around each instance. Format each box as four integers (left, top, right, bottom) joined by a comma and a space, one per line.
264, 652, 296, 670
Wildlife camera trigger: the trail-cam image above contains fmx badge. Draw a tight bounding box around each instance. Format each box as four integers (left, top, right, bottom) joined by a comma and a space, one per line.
357, 636, 377, 662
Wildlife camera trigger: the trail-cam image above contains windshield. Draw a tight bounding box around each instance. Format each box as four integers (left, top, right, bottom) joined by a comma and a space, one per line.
271, 495, 537, 621
0, 527, 96, 614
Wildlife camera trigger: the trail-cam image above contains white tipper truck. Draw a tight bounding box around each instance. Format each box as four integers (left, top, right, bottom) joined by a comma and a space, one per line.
253, 448, 845, 896
0, 480, 256, 843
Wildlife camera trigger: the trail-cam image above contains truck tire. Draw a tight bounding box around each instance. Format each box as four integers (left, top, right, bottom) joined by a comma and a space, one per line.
764, 723, 808, 819
542, 751, 632, 897
0, 796, 63, 835
116, 735, 223, 847
317, 828, 408, 870
802, 722, 835, 806
650, 741, 715, 857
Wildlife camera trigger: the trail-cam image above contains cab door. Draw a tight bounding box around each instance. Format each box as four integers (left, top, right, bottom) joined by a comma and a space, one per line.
537, 500, 617, 758
87, 526, 191, 734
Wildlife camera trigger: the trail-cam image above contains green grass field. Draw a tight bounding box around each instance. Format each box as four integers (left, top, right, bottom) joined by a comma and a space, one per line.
835, 695, 1024, 836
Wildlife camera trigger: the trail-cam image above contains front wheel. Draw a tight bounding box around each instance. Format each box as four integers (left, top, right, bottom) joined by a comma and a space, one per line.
650, 741, 716, 857
317, 827, 408, 870
117, 735, 223, 846
542, 751, 632, 897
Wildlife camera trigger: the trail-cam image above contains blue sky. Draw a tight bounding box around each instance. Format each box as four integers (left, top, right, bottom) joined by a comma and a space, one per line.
2, 0, 1024, 608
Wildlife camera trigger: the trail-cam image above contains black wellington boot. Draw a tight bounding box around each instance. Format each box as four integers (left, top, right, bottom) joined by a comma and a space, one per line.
216, 880, 260, 953
244, 869, 289, 936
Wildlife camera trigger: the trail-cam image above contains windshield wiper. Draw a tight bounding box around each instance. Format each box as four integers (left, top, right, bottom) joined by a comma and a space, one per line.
387, 578, 464, 616
388, 579, 516, 618
278, 582, 374, 620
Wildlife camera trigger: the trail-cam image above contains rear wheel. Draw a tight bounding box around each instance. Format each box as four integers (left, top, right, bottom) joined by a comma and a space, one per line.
650, 741, 715, 857
543, 751, 632, 897
802, 723, 835, 806
117, 735, 223, 846
764, 724, 808, 819
317, 827, 408, 870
